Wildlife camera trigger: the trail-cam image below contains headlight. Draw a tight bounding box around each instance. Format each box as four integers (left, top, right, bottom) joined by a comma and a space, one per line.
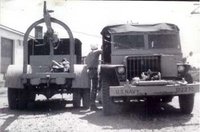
117, 67, 125, 74
178, 65, 185, 72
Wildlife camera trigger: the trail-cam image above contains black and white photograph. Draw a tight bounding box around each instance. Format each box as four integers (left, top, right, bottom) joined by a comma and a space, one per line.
0, 0, 200, 131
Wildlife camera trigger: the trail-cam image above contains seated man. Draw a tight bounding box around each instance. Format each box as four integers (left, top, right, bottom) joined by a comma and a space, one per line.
51, 58, 70, 72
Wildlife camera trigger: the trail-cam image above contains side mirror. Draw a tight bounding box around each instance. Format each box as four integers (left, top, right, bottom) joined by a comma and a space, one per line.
182, 51, 193, 63
189, 51, 193, 57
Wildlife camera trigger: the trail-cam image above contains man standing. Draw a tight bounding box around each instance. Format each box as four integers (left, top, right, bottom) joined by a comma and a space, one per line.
85, 44, 102, 111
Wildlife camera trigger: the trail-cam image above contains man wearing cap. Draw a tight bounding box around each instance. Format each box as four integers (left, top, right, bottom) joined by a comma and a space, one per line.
85, 44, 102, 111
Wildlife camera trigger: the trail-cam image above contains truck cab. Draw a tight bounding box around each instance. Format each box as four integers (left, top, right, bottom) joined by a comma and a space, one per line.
100, 23, 199, 115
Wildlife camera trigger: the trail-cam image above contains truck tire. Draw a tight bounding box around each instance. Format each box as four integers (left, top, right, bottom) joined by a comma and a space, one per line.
179, 94, 194, 114
8, 88, 18, 109
102, 78, 121, 115
8, 88, 28, 110
73, 89, 81, 108
179, 73, 194, 114
82, 89, 90, 109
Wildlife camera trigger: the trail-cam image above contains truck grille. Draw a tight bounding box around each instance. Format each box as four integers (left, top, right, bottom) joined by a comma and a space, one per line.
126, 55, 161, 80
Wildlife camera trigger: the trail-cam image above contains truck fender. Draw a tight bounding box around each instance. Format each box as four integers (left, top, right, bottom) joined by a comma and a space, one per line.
72, 64, 89, 88
5, 65, 32, 88
100, 65, 119, 85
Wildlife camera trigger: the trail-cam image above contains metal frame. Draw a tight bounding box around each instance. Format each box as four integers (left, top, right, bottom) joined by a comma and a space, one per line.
23, 17, 75, 74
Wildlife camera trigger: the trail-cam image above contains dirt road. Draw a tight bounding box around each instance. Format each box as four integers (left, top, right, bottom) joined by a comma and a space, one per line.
0, 87, 200, 132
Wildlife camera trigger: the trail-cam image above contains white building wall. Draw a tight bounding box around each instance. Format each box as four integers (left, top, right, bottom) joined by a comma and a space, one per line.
14, 39, 23, 65
0, 26, 24, 74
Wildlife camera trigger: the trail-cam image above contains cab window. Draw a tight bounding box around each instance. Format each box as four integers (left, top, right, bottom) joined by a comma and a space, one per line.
113, 35, 145, 49
148, 34, 180, 49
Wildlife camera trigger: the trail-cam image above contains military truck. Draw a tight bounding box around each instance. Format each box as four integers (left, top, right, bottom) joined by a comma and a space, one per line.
100, 23, 199, 115
5, 2, 90, 110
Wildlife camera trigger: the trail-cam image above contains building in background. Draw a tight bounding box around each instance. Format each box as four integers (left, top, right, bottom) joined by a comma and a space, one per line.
0, 24, 24, 82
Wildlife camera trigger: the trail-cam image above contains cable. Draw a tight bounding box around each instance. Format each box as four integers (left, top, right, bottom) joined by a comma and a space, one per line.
72, 30, 101, 39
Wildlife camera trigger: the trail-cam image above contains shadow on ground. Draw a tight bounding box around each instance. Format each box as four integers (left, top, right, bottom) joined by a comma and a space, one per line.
0, 99, 74, 132
0, 99, 76, 115
0, 99, 198, 131
76, 102, 197, 131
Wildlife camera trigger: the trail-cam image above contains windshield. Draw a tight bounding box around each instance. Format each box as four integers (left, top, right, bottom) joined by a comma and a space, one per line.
148, 34, 180, 49
113, 35, 145, 49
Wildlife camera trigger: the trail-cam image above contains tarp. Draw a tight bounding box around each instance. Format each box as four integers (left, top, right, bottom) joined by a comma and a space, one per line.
101, 23, 179, 34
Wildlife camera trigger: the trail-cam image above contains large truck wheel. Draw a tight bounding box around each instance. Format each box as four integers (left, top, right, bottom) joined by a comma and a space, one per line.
179, 73, 194, 114
102, 78, 121, 116
8, 88, 28, 110
179, 94, 194, 114
8, 88, 18, 109
82, 89, 90, 109
73, 89, 81, 108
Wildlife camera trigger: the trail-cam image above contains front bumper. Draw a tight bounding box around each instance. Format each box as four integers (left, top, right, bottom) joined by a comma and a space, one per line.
110, 83, 200, 97
22, 72, 76, 85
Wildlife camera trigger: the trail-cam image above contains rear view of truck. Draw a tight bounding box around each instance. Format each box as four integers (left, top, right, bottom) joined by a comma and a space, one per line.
5, 2, 90, 110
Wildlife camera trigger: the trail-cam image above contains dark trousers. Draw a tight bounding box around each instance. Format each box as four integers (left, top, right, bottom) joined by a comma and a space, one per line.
88, 68, 98, 107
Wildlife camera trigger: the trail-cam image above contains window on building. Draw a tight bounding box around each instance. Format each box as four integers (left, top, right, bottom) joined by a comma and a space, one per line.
1, 37, 14, 73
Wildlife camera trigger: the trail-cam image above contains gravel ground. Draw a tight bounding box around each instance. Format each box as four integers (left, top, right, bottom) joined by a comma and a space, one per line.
0, 87, 200, 132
